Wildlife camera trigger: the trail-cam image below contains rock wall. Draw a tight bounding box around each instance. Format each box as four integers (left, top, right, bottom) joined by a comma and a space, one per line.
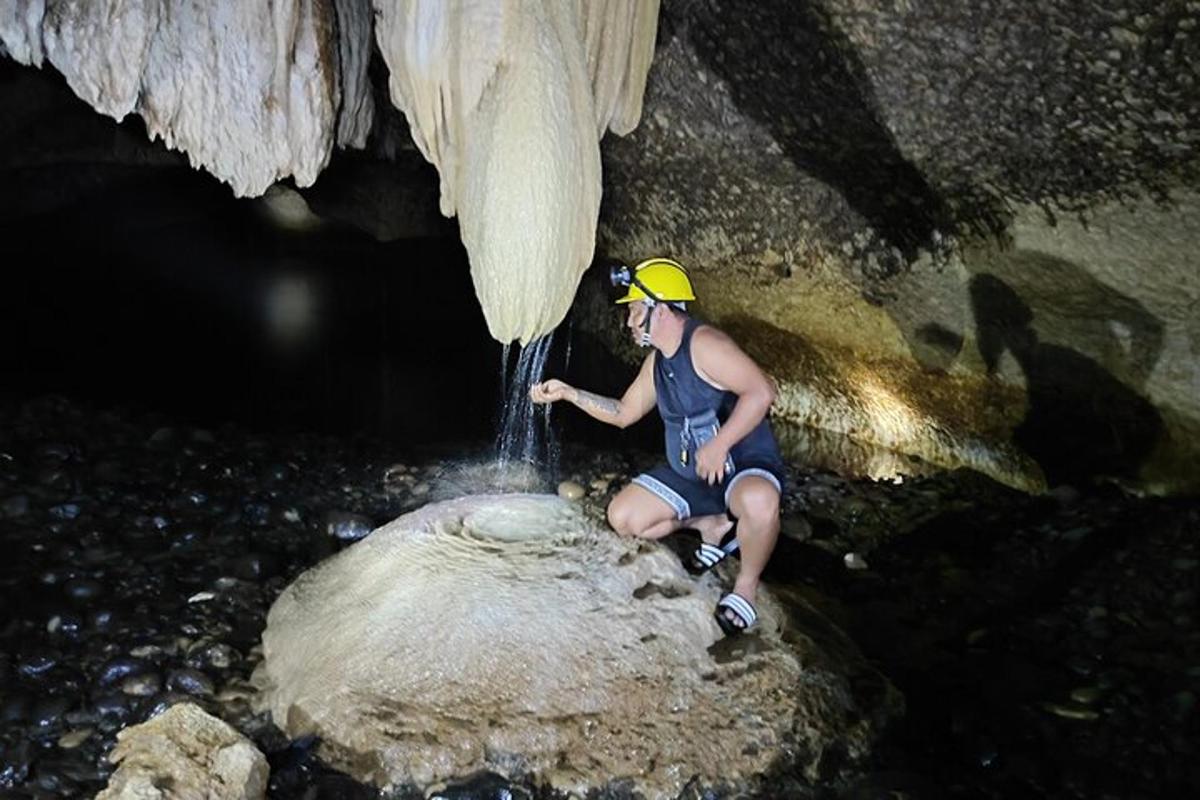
592, 0, 1200, 492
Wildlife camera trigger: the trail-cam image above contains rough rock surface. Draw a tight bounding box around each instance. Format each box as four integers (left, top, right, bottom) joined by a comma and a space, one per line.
0, 0, 374, 196
590, 0, 1200, 492
375, 0, 659, 344
96, 702, 268, 800
254, 494, 893, 798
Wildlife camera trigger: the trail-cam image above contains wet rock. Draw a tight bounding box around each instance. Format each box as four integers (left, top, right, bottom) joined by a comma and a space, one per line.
197, 643, 237, 671
97, 657, 151, 687
556, 480, 585, 500
324, 511, 373, 541
2, 494, 29, 518
1, 693, 31, 723
49, 501, 81, 519
93, 693, 132, 720
97, 702, 268, 799
31, 696, 73, 728
121, 673, 162, 697
228, 553, 277, 582
17, 649, 59, 678
0, 741, 32, 790
64, 577, 103, 601
167, 668, 215, 697
57, 728, 93, 749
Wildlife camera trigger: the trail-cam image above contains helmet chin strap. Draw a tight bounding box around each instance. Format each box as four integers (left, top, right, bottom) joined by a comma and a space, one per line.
639, 301, 655, 347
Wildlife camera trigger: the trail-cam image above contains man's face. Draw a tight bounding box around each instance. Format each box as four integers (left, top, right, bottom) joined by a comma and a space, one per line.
625, 301, 650, 344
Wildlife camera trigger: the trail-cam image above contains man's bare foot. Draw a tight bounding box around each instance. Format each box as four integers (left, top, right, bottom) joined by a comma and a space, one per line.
687, 513, 735, 546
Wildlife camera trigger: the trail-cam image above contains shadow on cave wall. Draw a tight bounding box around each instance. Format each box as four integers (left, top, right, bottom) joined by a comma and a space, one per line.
676, 0, 999, 261
969, 274, 1163, 486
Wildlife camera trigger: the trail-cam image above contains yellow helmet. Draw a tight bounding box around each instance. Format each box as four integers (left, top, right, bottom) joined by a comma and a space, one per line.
613, 257, 696, 304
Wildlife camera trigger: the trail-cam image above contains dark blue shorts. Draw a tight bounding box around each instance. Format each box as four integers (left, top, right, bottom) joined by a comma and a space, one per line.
631, 461, 785, 519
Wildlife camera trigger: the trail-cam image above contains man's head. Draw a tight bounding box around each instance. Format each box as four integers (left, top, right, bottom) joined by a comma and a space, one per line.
611, 258, 696, 347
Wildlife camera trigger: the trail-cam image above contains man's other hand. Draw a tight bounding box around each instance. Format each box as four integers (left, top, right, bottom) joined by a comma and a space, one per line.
695, 439, 731, 485
530, 379, 574, 404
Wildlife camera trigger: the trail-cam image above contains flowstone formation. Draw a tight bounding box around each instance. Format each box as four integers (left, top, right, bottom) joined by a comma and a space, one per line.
254, 494, 893, 797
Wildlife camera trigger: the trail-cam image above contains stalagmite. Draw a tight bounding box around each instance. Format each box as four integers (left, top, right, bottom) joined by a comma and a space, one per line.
254, 494, 890, 796
0, 0, 375, 196
374, 0, 660, 343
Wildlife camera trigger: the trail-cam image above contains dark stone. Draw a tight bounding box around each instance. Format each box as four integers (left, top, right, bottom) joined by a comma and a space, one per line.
1, 693, 31, 723
92, 692, 131, 719
1, 494, 29, 518
50, 501, 81, 519
64, 577, 104, 601
16, 649, 59, 678
50, 612, 84, 639
96, 656, 151, 687
166, 668, 215, 697
243, 501, 272, 527
89, 608, 117, 630
0, 740, 32, 790
30, 696, 72, 728
228, 552, 278, 582
324, 511, 373, 541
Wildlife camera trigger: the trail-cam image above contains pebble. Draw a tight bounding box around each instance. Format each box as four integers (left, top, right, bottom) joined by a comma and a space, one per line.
97, 657, 150, 687
557, 480, 585, 501
1070, 687, 1102, 704
324, 511, 374, 540
166, 668, 214, 697
57, 729, 92, 749
1043, 702, 1100, 721
17, 649, 60, 678
2, 493, 29, 517
199, 643, 236, 670
30, 697, 72, 728
49, 502, 81, 520
64, 577, 103, 601
844, 552, 870, 570
121, 673, 162, 697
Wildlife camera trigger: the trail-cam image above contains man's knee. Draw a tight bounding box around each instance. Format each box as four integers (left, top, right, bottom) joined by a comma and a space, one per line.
606, 496, 635, 536
731, 479, 780, 528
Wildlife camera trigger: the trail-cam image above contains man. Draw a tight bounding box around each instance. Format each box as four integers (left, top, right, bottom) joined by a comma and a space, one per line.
530, 257, 785, 635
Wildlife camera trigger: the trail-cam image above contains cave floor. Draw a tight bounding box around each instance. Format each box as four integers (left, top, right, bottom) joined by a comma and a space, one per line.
0, 395, 1196, 799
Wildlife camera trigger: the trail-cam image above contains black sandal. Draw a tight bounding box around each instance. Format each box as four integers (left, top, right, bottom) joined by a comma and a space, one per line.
683, 516, 739, 576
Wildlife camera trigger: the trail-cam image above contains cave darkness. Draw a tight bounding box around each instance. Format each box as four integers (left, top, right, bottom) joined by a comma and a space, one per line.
2, 10, 1199, 800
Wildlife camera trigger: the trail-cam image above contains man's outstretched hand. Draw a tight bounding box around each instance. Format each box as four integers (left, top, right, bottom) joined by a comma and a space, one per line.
530, 379, 575, 405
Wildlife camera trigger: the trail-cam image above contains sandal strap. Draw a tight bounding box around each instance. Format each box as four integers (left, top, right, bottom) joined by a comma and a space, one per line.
694, 542, 729, 568
718, 593, 758, 627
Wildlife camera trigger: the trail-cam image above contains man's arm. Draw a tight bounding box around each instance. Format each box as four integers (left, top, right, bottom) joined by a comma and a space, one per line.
530, 354, 657, 429
690, 326, 777, 483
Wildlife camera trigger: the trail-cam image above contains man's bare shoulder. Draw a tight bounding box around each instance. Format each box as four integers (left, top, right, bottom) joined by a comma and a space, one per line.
690, 323, 737, 353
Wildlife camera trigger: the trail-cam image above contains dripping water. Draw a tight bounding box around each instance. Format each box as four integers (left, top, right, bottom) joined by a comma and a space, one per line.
496, 333, 558, 469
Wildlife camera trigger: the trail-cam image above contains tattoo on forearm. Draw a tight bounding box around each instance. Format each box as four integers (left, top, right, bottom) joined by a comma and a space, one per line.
575, 391, 620, 416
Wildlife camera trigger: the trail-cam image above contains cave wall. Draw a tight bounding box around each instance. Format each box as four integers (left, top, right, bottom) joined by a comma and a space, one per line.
593, 0, 1200, 492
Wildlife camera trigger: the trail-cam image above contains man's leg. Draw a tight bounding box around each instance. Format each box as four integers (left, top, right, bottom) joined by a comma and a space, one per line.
722, 475, 781, 623
607, 483, 683, 539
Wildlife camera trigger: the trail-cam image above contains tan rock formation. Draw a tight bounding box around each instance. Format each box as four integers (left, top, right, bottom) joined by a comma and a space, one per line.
254, 494, 893, 797
96, 702, 268, 800
1, 0, 373, 196
375, 0, 659, 344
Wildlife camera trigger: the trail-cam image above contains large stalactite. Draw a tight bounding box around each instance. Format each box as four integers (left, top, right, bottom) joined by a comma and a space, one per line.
1, 0, 659, 345
374, 0, 658, 344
